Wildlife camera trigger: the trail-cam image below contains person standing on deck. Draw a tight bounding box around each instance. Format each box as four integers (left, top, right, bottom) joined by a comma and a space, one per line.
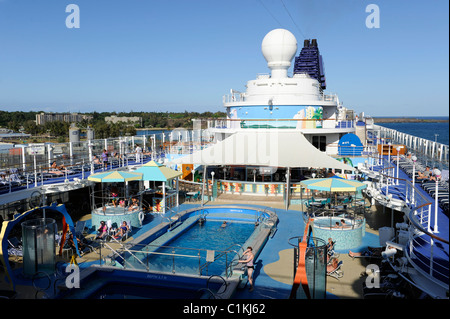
101, 149, 108, 169
135, 144, 142, 163
239, 247, 255, 292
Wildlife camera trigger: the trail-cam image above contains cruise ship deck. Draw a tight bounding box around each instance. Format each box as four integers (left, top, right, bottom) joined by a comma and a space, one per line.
1, 28, 448, 301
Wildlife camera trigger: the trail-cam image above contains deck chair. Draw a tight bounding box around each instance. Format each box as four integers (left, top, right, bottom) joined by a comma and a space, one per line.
7, 237, 23, 261
58, 236, 72, 258
124, 220, 132, 240
192, 191, 200, 201
74, 220, 87, 237
341, 195, 353, 204
105, 220, 114, 240
73, 221, 96, 254
327, 260, 344, 280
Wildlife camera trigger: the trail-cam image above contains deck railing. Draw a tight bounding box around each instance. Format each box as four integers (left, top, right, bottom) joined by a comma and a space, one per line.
361, 147, 449, 289
407, 203, 449, 288
373, 124, 449, 166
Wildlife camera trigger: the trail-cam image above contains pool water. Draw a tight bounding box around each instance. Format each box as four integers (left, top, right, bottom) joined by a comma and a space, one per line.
89, 278, 222, 299
63, 270, 225, 299
313, 217, 354, 229
126, 220, 256, 276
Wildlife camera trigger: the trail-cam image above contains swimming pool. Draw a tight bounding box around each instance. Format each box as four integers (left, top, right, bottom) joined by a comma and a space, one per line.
62, 205, 277, 299
124, 220, 257, 276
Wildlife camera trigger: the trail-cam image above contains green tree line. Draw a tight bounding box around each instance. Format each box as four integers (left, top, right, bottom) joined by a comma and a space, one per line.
0, 110, 226, 140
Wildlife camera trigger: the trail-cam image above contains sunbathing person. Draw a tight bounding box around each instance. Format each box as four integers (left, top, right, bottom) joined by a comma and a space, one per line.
417, 166, 432, 180
327, 258, 339, 272
429, 168, 441, 181
348, 246, 384, 259
95, 221, 108, 240
114, 221, 129, 239
67, 233, 86, 254
327, 238, 335, 254
92, 155, 101, 165
51, 161, 59, 170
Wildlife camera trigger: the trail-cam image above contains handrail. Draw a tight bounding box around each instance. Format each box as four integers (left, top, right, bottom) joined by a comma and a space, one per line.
407, 203, 449, 245
362, 136, 449, 288
100, 241, 240, 278
200, 249, 240, 275
102, 241, 149, 270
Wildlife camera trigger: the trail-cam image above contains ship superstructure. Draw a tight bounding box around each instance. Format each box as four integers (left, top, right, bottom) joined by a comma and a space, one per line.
210, 29, 359, 156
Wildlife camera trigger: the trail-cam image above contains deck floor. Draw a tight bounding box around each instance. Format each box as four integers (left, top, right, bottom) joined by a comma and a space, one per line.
0, 194, 392, 299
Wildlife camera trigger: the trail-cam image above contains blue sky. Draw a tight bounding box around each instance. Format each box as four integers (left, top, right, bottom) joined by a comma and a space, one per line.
0, 0, 448, 116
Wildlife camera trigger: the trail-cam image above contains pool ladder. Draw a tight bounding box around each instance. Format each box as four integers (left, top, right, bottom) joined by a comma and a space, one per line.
100, 241, 149, 271
256, 207, 278, 237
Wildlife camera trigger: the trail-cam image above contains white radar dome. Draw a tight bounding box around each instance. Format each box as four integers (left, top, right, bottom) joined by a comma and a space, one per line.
261, 29, 297, 78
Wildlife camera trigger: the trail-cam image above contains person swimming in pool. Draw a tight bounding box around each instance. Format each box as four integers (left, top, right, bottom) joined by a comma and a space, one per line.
221, 221, 227, 228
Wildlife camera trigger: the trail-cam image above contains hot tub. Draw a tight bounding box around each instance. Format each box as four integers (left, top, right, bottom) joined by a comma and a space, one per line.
91, 206, 144, 230
311, 216, 365, 250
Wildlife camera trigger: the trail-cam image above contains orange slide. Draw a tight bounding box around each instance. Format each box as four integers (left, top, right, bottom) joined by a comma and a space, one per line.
59, 218, 69, 256
289, 218, 312, 299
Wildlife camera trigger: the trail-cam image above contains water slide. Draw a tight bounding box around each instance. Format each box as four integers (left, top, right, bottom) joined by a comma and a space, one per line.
289, 218, 312, 299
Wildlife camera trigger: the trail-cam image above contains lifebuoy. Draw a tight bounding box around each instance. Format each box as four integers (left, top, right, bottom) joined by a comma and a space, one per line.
138, 211, 145, 224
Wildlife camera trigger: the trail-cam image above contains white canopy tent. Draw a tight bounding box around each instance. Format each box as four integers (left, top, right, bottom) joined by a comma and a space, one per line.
169, 131, 355, 171
169, 131, 355, 210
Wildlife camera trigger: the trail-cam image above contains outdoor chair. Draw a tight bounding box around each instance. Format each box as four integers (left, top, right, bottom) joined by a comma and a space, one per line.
327, 260, 344, 280
7, 237, 23, 261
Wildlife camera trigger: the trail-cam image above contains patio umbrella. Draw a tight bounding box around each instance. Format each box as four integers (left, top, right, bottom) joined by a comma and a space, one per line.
134, 161, 182, 182
300, 177, 367, 192
134, 161, 182, 214
87, 170, 143, 212
87, 170, 143, 182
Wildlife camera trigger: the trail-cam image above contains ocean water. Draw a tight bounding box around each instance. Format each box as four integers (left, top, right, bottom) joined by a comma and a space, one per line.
377, 117, 449, 146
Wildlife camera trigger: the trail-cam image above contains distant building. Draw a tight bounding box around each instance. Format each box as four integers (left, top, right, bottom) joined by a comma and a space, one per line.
105, 115, 142, 126
35, 112, 93, 125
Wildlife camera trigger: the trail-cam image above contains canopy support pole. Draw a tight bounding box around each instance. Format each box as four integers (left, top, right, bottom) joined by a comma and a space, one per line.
201, 165, 207, 207
176, 177, 179, 208
285, 167, 291, 211
162, 181, 166, 214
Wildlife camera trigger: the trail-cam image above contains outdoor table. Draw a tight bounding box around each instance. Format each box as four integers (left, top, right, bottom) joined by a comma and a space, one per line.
186, 191, 197, 201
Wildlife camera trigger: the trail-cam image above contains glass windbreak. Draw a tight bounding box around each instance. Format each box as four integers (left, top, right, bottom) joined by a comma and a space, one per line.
21, 218, 56, 277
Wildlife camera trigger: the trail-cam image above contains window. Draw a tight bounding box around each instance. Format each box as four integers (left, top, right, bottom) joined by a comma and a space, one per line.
312, 135, 326, 152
